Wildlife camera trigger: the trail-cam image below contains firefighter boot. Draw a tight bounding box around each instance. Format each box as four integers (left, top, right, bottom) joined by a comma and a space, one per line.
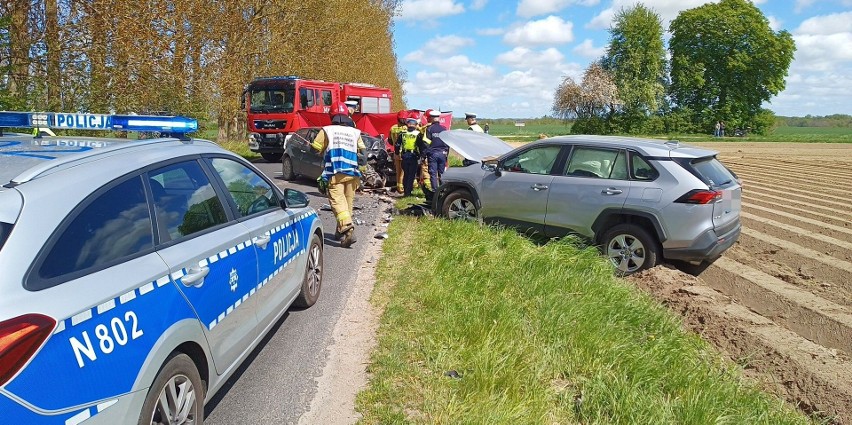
341, 226, 357, 248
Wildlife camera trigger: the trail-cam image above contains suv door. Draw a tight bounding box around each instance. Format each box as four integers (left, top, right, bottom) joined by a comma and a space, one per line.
149, 159, 259, 374
207, 157, 303, 332
290, 128, 322, 178
478, 144, 563, 233
545, 146, 630, 238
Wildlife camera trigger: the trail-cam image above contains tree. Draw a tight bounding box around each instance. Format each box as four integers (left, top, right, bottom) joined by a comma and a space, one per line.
552, 64, 620, 134
601, 4, 666, 133
669, 0, 795, 132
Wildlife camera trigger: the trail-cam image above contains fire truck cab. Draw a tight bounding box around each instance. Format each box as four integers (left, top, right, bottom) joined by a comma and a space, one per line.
244, 76, 392, 162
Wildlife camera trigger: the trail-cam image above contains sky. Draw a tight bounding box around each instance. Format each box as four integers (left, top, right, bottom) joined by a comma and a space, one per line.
391, 0, 852, 119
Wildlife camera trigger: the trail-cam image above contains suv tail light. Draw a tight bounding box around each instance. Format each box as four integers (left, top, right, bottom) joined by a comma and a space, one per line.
675, 189, 722, 204
0, 314, 55, 386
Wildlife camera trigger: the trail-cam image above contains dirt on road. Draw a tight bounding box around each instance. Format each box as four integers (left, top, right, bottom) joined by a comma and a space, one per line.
629, 142, 852, 423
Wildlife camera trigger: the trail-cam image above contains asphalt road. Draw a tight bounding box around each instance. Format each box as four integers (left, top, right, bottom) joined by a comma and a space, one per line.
205, 159, 384, 424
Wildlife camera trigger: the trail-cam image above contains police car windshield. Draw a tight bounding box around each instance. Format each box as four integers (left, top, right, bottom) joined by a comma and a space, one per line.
0, 222, 11, 253
250, 88, 296, 113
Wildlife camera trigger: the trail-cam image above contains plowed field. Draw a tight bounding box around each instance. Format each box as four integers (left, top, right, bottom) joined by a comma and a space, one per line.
629, 142, 852, 423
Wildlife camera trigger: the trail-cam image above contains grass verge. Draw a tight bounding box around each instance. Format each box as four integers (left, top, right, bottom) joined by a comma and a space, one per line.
357, 217, 812, 424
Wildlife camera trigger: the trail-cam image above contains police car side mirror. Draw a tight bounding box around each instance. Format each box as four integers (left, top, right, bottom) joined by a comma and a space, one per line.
281, 188, 309, 209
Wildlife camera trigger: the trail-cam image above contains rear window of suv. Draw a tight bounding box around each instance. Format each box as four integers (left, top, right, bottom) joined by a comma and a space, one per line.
690, 157, 737, 188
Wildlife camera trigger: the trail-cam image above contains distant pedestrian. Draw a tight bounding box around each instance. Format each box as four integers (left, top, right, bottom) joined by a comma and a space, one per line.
465, 113, 484, 132
714, 121, 721, 137
483, 122, 489, 134
720, 121, 726, 137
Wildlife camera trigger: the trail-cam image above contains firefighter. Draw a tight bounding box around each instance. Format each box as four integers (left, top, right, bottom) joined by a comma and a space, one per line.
465, 112, 484, 132
388, 110, 408, 194
416, 109, 433, 192
311, 102, 366, 247
332, 100, 357, 127
395, 116, 421, 196
418, 109, 447, 197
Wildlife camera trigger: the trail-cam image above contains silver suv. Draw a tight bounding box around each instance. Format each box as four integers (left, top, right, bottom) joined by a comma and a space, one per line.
0, 112, 323, 424
434, 131, 741, 275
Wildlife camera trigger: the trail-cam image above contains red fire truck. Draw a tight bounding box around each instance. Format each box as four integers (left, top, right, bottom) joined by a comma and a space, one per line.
243, 76, 394, 161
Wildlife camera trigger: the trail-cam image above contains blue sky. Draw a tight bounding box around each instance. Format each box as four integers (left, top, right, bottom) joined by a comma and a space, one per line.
392, 0, 852, 119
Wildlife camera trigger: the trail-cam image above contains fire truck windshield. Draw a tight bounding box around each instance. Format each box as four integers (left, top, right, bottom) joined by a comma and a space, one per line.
250, 88, 296, 113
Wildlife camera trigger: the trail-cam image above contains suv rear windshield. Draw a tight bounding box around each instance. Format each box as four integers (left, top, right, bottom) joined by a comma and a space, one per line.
691, 157, 737, 188
0, 222, 12, 252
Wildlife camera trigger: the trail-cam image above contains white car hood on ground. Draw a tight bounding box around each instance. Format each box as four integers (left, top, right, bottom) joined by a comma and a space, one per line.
438, 130, 513, 162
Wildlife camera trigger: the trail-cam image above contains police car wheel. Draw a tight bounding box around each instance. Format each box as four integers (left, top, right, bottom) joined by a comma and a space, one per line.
293, 233, 323, 308
282, 155, 296, 181
262, 152, 283, 162
138, 353, 205, 425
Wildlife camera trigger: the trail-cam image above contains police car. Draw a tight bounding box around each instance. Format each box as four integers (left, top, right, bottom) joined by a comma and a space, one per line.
0, 112, 323, 424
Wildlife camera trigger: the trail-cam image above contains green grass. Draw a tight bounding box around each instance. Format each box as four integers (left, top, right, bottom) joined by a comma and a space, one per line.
357, 217, 814, 424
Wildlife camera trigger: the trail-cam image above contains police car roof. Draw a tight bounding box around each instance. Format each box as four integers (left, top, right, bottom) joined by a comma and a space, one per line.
0, 134, 212, 186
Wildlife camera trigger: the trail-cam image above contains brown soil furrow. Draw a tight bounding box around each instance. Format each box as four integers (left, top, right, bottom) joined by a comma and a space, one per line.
734, 169, 852, 197
631, 269, 852, 422
740, 181, 851, 210
744, 196, 852, 229
736, 172, 852, 203
728, 156, 852, 174
726, 160, 852, 182
741, 190, 852, 219
709, 257, 852, 356
741, 211, 852, 251
741, 227, 852, 274
745, 204, 852, 237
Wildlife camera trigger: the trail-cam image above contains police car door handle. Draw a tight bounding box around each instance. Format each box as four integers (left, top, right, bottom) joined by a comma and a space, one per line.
602, 187, 623, 195
254, 234, 271, 249
182, 266, 209, 287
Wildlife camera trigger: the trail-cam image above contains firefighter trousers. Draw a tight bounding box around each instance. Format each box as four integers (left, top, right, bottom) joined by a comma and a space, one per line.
327, 174, 360, 233
394, 153, 404, 192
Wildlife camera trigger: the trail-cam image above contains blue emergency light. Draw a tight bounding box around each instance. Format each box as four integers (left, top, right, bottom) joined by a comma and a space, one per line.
0, 111, 198, 134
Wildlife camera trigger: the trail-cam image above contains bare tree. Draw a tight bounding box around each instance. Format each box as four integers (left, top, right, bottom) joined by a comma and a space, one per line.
552, 64, 620, 121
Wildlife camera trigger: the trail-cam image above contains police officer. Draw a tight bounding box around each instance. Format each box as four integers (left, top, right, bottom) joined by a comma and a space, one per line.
416, 110, 432, 191
311, 102, 366, 247
465, 112, 484, 132
418, 109, 448, 197
331, 100, 357, 127
395, 117, 421, 196
388, 110, 408, 194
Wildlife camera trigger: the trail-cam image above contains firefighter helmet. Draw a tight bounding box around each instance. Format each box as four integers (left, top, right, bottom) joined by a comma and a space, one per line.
330, 101, 348, 116
397, 110, 407, 121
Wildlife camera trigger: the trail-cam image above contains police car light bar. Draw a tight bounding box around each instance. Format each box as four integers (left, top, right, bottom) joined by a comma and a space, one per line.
0, 112, 198, 134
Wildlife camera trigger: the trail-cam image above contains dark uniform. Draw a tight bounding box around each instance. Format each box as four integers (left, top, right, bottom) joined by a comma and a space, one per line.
420, 118, 448, 193
395, 119, 421, 196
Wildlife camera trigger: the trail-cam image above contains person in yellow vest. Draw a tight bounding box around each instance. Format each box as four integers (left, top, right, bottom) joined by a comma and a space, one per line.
311, 101, 366, 247
388, 110, 408, 194
465, 112, 484, 132
395, 116, 422, 196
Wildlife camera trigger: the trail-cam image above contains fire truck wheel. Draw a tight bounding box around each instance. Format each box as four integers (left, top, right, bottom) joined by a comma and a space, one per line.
281, 155, 296, 181
261, 153, 283, 162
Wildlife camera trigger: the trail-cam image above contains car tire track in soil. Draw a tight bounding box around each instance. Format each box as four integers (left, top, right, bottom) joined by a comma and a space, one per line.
632, 142, 852, 423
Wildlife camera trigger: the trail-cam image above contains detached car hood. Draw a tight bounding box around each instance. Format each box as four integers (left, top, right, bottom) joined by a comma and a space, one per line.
438, 130, 513, 163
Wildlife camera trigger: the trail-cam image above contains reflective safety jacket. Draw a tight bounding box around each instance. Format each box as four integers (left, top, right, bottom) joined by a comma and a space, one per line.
311, 125, 366, 179
468, 124, 484, 133
388, 123, 405, 153
396, 129, 420, 154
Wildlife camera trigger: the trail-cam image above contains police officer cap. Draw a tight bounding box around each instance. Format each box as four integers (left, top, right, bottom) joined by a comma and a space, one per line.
465, 112, 477, 119
428, 110, 441, 117
344, 100, 358, 108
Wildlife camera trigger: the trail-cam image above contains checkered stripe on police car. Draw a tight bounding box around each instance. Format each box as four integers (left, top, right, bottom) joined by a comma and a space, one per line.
207, 211, 316, 331
64, 398, 118, 425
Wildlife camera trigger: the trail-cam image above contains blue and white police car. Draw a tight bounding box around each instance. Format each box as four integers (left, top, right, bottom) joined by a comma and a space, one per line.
0, 112, 323, 424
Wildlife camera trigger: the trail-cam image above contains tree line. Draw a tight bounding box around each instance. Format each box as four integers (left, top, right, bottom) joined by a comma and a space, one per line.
552, 0, 796, 136
0, 0, 406, 142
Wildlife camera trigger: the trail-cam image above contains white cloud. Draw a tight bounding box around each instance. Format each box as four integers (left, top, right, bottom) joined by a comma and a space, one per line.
767, 15, 782, 31
403, 35, 476, 64
587, 0, 720, 30
476, 27, 505, 36
795, 0, 816, 13
572, 38, 606, 58
496, 47, 565, 68
503, 16, 575, 46
471, 0, 488, 11
516, 0, 600, 18
795, 11, 852, 36
397, 0, 465, 22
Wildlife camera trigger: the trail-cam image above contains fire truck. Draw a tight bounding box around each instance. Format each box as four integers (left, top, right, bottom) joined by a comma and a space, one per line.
243, 76, 394, 162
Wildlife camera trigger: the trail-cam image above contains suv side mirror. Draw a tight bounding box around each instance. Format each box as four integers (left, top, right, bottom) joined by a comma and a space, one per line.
281, 188, 309, 209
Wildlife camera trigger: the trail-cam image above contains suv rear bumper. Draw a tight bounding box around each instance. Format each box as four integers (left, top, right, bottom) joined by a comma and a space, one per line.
663, 222, 741, 262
